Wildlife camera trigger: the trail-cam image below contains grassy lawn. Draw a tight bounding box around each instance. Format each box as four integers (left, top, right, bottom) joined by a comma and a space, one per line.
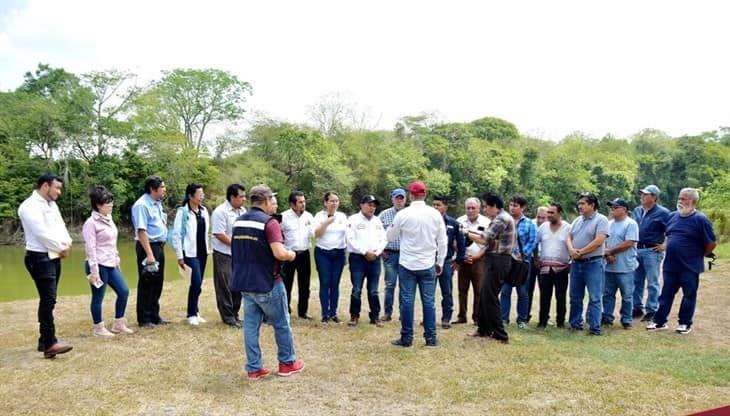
1, 256, 728, 415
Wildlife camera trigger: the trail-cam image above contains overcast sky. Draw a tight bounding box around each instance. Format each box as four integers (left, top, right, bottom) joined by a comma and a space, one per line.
1, 0, 728, 140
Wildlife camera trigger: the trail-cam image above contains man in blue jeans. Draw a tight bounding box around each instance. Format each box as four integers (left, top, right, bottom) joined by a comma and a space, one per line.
602, 198, 639, 329
379, 188, 406, 321
647, 188, 716, 335
566, 192, 609, 336
632, 184, 670, 322
346, 195, 387, 326
387, 181, 447, 347
231, 184, 304, 380
432, 196, 465, 329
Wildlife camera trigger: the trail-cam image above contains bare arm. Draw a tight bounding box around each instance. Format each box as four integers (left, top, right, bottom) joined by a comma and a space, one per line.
605, 240, 635, 256
213, 233, 232, 246
270, 241, 296, 262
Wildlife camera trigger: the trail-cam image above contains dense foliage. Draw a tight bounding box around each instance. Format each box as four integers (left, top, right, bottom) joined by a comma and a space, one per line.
1, 64, 728, 241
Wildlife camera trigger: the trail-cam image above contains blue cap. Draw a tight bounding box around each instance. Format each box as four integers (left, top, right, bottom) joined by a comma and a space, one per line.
391, 188, 406, 198
640, 185, 660, 196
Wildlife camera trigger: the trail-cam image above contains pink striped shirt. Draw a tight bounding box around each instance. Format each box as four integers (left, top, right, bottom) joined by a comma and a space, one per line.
82, 211, 120, 276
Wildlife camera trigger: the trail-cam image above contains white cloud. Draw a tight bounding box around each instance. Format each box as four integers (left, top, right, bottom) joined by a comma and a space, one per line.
0, 0, 728, 139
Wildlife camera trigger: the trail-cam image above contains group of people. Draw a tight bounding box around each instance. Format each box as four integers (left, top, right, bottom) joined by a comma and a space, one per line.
18, 173, 717, 381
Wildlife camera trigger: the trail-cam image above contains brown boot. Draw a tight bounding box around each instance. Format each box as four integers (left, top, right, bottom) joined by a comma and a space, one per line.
44, 342, 73, 359
347, 316, 359, 326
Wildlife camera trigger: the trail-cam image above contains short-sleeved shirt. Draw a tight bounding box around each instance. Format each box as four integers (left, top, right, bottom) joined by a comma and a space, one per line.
664, 211, 716, 274
538, 221, 571, 265
569, 212, 609, 258
313, 211, 348, 250
211, 200, 245, 255
264, 219, 285, 281
131, 193, 167, 242
605, 218, 639, 273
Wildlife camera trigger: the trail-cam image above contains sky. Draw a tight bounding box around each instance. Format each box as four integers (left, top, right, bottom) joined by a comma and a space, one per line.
0, 0, 728, 140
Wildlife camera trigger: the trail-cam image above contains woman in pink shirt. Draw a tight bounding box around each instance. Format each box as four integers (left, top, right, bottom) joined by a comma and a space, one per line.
82, 186, 133, 337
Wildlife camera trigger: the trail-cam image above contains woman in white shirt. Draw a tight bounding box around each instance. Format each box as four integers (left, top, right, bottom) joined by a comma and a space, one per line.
313, 191, 348, 323
171, 183, 210, 326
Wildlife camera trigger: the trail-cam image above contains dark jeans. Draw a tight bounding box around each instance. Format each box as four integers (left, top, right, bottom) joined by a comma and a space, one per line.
25, 251, 61, 348
315, 247, 345, 319
526, 258, 540, 321
457, 258, 484, 322
184, 253, 207, 317
477, 253, 509, 341
84, 262, 130, 324
282, 249, 312, 317
538, 267, 570, 327
213, 251, 242, 324
653, 269, 700, 327
348, 254, 381, 321
136, 241, 166, 325
438, 260, 454, 323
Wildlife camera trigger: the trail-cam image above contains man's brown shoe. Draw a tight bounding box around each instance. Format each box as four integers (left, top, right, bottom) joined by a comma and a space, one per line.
44, 342, 73, 359
347, 316, 359, 326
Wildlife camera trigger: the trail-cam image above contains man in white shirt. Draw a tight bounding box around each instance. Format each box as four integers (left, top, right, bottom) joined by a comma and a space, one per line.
18, 173, 73, 359
387, 181, 447, 347
453, 197, 489, 325
281, 191, 315, 320
211, 184, 247, 328
346, 195, 388, 326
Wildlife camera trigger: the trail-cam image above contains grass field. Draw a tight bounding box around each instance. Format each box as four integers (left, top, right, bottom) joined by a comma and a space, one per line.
1, 256, 728, 415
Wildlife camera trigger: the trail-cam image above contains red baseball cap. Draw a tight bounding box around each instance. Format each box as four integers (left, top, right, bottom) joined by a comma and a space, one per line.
408, 180, 427, 195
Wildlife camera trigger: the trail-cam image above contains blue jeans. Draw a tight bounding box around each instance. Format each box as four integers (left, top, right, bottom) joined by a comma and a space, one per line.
382, 250, 400, 317
602, 271, 634, 325
438, 260, 454, 323
315, 247, 345, 319
633, 249, 663, 313
84, 262, 130, 324
398, 265, 437, 343
499, 262, 531, 323
569, 257, 604, 332
184, 255, 208, 318
653, 269, 700, 327
348, 254, 381, 321
242, 281, 297, 372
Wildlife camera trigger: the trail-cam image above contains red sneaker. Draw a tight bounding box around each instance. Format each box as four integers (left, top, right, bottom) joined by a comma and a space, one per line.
247, 367, 271, 380
278, 359, 305, 377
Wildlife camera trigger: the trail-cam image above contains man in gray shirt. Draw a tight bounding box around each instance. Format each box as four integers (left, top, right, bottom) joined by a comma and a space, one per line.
566, 192, 609, 335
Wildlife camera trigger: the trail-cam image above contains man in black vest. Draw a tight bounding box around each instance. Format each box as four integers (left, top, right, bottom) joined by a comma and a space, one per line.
231, 184, 304, 380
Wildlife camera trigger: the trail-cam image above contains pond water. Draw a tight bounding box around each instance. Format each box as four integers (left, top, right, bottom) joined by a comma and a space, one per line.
0, 242, 208, 302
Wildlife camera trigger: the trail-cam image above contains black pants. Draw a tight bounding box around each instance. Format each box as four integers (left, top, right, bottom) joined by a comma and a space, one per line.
282, 249, 312, 317
457, 259, 484, 322
526, 258, 540, 322
25, 251, 61, 349
538, 267, 570, 326
213, 251, 241, 323
477, 253, 510, 341
136, 241, 166, 325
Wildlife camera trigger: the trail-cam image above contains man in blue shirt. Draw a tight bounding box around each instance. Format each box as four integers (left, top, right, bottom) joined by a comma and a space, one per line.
432, 196, 466, 329
500, 195, 537, 329
131, 176, 169, 328
378, 188, 406, 321
632, 184, 670, 322
602, 199, 639, 329
647, 188, 716, 335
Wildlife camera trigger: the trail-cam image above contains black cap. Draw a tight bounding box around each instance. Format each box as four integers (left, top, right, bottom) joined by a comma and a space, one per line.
360, 195, 379, 205
607, 198, 629, 210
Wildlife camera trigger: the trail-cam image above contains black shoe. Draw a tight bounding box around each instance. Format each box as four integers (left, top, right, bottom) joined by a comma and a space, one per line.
451, 318, 467, 324
140, 322, 156, 329
589, 329, 602, 336
601, 320, 613, 327
442, 321, 451, 329
390, 338, 412, 347
224, 320, 242, 328
537, 323, 547, 329
622, 323, 633, 330
331, 316, 341, 324
321, 317, 330, 323
632, 309, 644, 319
569, 326, 583, 332
369, 319, 383, 327
298, 315, 313, 320
348, 316, 359, 326
154, 318, 171, 325
381, 315, 392, 322
640, 312, 655, 322
425, 339, 439, 347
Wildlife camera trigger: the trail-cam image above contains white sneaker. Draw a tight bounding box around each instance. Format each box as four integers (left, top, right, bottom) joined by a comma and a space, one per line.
196, 313, 207, 323
646, 322, 668, 331
676, 324, 692, 335
93, 322, 115, 337
187, 316, 200, 326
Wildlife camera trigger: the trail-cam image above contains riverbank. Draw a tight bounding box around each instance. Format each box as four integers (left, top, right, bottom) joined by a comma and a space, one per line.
1, 264, 729, 415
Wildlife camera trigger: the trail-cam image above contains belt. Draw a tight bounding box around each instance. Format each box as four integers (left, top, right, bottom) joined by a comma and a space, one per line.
637, 243, 659, 249
150, 241, 166, 246
294, 249, 309, 254
384, 249, 399, 253
573, 256, 603, 263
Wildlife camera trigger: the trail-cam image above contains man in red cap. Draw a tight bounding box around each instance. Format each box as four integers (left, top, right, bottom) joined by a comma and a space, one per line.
386, 181, 447, 347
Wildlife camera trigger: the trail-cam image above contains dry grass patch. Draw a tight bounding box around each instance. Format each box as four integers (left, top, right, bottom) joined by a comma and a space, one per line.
1, 261, 729, 415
